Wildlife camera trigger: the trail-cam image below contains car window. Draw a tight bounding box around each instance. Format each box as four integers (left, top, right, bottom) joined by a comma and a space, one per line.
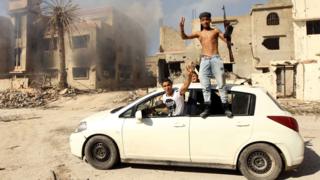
186, 89, 255, 116
120, 108, 133, 118
231, 92, 255, 116
136, 92, 169, 118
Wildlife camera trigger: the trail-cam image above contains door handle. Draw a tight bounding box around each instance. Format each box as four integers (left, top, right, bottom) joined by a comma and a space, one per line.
173, 123, 186, 128
236, 122, 250, 127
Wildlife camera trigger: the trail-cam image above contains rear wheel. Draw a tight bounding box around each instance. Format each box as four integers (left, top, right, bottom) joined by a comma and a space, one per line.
238, 143, 283, 180
84, 135, 119, 170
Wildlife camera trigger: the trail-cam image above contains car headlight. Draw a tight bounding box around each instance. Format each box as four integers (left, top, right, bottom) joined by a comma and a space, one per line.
75, 122, 87, 133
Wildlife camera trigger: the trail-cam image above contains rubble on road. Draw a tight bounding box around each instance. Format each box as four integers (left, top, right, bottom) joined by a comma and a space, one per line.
0, 87, 149, 109
0, 89, 57, 108
279, 99, 320, 115
112, 90, 147, 103
0, 87, 83, 109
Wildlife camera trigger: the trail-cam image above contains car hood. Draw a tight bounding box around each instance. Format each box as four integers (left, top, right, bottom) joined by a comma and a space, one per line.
81, 110, 112, 124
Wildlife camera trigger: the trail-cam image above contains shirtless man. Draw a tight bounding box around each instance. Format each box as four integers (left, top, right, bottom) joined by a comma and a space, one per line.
180, 12, 232, 118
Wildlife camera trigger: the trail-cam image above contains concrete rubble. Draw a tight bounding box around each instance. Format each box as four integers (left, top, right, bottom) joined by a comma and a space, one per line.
279, 99, 320, 115
0, 88, 148, 109
0, 88, 82, 108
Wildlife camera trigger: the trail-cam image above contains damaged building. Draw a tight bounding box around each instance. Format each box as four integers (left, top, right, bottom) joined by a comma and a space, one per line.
0, 16, 12, 85
0, 0, 147, 90
147, 0, 320, 101
42, 7, 146, 90
292, 0, 320, 100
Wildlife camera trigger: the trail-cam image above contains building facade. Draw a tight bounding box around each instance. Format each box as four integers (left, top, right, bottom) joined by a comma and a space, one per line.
146, 0, 320, 101
1, 0, 147, 90
0, 16, 12, 77
292, 0, 320, 101
41, 7, 146, 90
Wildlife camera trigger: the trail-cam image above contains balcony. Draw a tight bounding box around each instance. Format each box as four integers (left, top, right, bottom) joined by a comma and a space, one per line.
9, 0, 28, 11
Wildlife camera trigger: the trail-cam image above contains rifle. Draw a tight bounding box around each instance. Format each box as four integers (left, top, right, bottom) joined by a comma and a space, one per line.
222, 5, 235, 63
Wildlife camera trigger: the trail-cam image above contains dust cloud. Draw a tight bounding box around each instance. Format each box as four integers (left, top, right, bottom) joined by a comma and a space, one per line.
74, 0, 164, 55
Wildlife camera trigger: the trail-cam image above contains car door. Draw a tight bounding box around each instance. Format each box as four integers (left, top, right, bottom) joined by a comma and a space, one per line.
122, 92, 190, 162
189, 90, 255, 165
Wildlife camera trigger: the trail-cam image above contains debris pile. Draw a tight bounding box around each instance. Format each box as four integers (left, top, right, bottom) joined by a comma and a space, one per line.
279, 99, 320, 115
112, 92, 139, 103
0, 87, 83, 109
112, 89, 148, 103
0, 89, 58, 108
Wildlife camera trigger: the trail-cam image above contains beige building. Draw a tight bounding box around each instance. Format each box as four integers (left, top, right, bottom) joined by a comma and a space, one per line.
249, 0, 296, 98
146, 0, 320, 101
8, 0, 43, 75
42, 7, 146, 90
0, 0, 146, 90
147, 0, 295, 88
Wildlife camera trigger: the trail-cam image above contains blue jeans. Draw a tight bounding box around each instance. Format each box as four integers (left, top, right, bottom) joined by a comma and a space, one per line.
199, 55, 227, 104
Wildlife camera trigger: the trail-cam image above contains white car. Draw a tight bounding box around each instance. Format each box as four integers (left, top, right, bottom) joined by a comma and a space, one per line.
69, 83, 304, 180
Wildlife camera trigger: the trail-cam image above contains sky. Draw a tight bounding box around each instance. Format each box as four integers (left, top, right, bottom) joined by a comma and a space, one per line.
0, 0, 268, 55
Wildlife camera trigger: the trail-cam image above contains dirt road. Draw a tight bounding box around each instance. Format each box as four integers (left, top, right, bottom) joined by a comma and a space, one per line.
0, 92, 319, 180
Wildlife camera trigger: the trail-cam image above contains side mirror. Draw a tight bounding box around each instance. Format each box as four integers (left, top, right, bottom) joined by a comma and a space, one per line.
135, 110, 143, 123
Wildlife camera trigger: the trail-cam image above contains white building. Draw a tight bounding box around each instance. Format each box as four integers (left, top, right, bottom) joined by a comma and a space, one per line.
292, 0, 320, 60
292, 0, 320, 101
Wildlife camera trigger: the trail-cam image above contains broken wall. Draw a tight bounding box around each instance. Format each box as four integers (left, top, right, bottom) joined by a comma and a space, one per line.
0, 78, 28, 90
252, 72, 277, 97
296, 61, 320, 101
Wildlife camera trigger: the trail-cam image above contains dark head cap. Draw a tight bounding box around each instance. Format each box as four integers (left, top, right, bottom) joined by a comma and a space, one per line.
199, 12, 211, 19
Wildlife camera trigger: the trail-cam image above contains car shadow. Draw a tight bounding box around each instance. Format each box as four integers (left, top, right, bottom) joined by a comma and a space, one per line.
113, 141, 319, 178
279, 140, 320, 179
116, 163, 242, 176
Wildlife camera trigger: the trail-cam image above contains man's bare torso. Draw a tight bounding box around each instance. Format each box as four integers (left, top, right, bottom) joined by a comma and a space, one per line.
198, 28, 219, 56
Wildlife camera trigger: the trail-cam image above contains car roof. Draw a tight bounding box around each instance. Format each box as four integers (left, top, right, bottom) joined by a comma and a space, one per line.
170, 83, 266, 94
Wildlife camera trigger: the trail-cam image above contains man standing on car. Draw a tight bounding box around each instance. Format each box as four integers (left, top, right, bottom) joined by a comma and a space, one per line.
179, 12, 232, 118
161, 65, 194, 116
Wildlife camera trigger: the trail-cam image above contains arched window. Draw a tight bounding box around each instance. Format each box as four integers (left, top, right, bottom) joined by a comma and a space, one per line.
267, 13, 279, 25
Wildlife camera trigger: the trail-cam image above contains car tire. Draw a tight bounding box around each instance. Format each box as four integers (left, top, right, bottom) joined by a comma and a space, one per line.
84, 135, 119, 170
238, 143, 283, 180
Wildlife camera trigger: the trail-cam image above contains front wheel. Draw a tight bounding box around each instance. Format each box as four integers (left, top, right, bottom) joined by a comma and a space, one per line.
84, 135, 119, 170
238, 143, 283, 180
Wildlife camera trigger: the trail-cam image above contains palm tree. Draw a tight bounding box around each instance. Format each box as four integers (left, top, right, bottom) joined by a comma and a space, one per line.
41, 0, 79, 89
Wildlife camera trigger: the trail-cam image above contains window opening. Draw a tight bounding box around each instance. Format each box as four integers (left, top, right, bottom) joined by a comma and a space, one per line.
267, 12, 279, 25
